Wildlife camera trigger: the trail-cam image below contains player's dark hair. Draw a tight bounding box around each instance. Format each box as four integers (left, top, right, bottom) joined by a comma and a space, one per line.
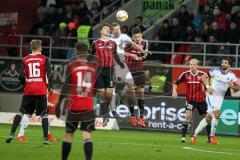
100, 23, 110, 31
111, 22, 120, 29
75, 42, 88, 55
30, 39, 42, 51
132, 27, 142, 35
222, 57, 232, 65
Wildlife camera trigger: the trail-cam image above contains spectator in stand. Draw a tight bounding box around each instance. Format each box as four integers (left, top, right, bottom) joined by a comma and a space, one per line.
199, 0, 206, 13
170, 17, 183, 41
53, 7, 65, 28
66, 22, 77, 59
206, 35, 218, 65
230, 6, 240, 26
64, 3, 72, 22
90, 1, 100, 17
4, 25, 18, 57
121, 25, 129, 34
149, 35, 165, 62
85, 0, 100, 10
66, 22, 77, 47
209, 45, 232, 66
209, 21, 224, 42
201, 5, 214, 25
176, 5, 192, 27
78, 1, 92, 18
37, 2, 48, 23
77, 16, 93, 49
200, 22, 211, 42
192, 10, 202, 33
184, 25, 196, 42
221, 0, 233, 14
158, 19, 171, 41
212, 5, 228, 31
171, 17, 184, 52
225, 21, 240, 43
157, 19, 171, 60
129, 16, 146, 36
53, 22, 68, 59
190, 35, 204, 61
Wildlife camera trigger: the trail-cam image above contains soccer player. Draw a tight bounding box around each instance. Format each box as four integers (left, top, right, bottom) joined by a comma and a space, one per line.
191, 58, 240, 144
172, 59, 211, 143
125, 27, 149, 127
89, 23, 124, 126
6, 39, 53, 145
56, 42, 97, 160
110, 23, 151, 126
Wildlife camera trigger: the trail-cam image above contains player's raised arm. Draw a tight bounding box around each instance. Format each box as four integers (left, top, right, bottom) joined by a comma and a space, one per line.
228, 74, 240, 91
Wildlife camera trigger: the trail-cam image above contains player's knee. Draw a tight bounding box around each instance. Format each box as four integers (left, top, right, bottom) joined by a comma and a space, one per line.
205, 116, 212, 123
82, 131, 91, 141
64, 133, 74, 143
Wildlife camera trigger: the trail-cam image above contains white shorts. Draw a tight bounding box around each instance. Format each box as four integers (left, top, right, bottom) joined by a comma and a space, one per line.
206, 94, 223, 114
114, 62, 134, 84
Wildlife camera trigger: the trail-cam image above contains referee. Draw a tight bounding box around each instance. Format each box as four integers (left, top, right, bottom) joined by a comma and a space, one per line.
172, 59, 211, 143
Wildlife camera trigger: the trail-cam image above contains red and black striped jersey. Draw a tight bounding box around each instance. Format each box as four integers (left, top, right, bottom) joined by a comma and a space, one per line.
125, 40, 148, 71
90, 38, 117, 67
175, 70, 206, 102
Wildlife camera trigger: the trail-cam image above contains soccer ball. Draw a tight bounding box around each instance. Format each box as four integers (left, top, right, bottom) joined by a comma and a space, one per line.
116, 10, 128, 22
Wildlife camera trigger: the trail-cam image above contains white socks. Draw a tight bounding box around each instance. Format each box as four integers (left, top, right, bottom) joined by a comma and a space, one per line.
210, 117, 219, 137
110, 88, 116, 111
194, 118, 208, 137
18, 114, 29, 137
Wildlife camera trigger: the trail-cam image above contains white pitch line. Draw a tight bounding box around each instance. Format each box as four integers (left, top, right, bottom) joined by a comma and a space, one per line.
183, 147, 233, 155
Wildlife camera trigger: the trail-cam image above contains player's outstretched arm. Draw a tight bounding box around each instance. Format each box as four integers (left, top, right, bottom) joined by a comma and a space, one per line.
131, 41, 152, 56
228, 81, 240, 91
172, 83, 178, 99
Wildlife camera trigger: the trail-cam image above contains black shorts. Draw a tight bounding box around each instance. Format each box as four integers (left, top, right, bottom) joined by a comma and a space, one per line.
19, 95, 48, 116
66, 110, 95, 133
131, 71, 145, 87
186, 101, 207, 115
96, 67, 114, 89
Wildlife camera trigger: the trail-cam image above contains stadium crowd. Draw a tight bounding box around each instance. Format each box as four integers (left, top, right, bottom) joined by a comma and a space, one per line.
150, 0, 240, 65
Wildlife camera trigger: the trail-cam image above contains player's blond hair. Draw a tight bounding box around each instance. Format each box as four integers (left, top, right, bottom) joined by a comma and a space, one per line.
190, 58, 199, 65
30, 39, 42, 52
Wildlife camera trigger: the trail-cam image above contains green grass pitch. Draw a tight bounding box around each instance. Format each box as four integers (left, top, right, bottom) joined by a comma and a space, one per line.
0, 124, 239, 160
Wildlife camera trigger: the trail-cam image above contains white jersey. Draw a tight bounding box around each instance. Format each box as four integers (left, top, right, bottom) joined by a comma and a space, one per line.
109, 33, 132, 60
209, 68, 238, 97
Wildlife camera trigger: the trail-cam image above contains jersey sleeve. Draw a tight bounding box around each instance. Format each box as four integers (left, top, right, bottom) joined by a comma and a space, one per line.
123, 34, 132, 44
174, 72, 185, 85
45, 57, 53, 89
208, 68, 218, 77
19, 60, 26, 86
231, 73, 239, 85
